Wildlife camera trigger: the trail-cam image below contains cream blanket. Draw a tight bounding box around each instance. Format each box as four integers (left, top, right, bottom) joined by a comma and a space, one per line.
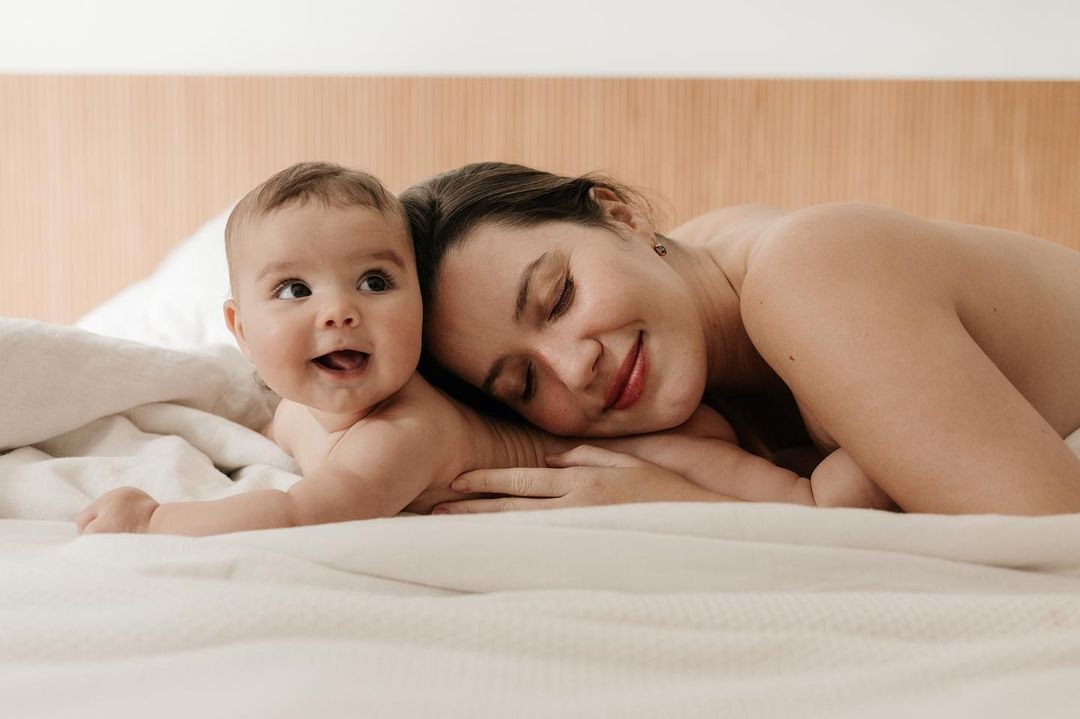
2, 318, 1080, 718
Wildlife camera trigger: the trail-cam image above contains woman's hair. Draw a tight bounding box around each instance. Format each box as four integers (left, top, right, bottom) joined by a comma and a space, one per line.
399, 162, 650, 303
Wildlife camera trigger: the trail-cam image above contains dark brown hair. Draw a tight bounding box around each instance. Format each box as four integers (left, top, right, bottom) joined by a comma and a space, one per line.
225, 161, 403, 267
399, 162, 650, 304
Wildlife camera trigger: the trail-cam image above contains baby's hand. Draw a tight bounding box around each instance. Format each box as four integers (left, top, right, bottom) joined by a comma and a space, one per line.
76, 487, 160, 535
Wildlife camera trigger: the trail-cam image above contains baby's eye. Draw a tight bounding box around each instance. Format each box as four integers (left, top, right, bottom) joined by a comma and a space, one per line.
274, 281, 311, 299
359, 272, 392, 293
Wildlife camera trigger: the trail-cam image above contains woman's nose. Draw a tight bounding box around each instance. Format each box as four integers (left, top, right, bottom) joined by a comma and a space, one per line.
540, 337, 602, 392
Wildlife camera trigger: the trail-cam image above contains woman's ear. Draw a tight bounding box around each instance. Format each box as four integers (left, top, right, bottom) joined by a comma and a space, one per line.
223, 299, 250, 358
588, 186, 654, 238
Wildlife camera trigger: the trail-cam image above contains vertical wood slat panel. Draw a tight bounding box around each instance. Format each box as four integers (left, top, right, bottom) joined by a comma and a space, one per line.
1, 76, 1078, 324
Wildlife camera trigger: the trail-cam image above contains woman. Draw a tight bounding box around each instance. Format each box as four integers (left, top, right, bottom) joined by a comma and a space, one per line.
400, 162, 1080, 515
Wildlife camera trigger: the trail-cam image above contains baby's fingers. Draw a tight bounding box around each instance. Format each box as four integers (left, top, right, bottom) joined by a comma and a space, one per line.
75, 504, 98, 534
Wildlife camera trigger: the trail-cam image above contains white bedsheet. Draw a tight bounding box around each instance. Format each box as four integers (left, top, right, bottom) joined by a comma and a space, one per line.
3, 318, 1080, 718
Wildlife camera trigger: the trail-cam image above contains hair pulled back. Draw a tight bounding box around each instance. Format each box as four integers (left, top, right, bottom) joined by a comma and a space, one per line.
399, 162, 648, 303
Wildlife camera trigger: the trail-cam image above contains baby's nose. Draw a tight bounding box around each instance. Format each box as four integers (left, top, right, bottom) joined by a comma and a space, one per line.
321, 300, 358, 328
325, 314, 355, 328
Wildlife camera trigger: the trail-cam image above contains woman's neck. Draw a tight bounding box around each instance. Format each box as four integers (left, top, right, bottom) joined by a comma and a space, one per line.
663, 220, 781, 394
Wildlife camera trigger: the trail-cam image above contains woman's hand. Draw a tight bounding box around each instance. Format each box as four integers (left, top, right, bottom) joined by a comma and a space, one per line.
76, 487, 160, 534
431, 445, 736, 514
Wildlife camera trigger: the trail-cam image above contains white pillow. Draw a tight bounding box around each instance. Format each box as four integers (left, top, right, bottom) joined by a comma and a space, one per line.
77, 209, 237, 350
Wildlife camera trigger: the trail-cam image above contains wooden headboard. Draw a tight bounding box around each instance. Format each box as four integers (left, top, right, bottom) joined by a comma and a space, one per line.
2, 76, 1077, 324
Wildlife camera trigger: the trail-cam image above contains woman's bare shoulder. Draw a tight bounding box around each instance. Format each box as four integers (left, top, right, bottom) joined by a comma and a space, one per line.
742, 203, 951, 298
667, 204, 786, 247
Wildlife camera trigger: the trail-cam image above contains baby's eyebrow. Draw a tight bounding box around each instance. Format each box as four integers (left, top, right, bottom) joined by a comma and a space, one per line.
253, 249, 407, 285
255, 260, 303, 284
363, 249, 408, 271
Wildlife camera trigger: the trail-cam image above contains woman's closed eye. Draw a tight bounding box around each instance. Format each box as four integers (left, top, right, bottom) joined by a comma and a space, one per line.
520, 362, 536, 403
517, 273, 573, 402
273, 280, 311, 299
548, 273, 575, 321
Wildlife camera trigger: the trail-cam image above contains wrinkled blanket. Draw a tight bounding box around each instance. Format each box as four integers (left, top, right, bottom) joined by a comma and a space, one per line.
2, 319, 1080, 718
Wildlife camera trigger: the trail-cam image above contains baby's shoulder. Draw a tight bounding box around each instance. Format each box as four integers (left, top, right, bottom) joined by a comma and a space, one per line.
373, 374, 456, 423
344, 375, 454, 444
330, 376, 460, 470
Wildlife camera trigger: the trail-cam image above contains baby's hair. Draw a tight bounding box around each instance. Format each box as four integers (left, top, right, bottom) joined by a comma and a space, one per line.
225, 161, 404, 276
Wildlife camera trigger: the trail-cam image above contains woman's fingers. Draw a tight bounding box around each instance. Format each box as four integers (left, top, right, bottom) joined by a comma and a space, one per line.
546, 444, 645, 469
432, 496, 557, 514
450, 468, 570, 498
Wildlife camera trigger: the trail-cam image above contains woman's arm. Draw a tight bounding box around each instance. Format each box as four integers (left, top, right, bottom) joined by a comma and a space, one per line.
586, 433, 814, 505
433, 445, 742, 514
435, 405, 777, 513
741, 203, 1080, 515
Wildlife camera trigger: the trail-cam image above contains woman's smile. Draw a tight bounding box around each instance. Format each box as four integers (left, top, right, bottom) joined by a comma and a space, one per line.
605, 331, 647, 411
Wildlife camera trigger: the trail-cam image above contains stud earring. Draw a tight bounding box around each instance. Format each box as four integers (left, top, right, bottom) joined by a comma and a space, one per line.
653, 235, 668, 256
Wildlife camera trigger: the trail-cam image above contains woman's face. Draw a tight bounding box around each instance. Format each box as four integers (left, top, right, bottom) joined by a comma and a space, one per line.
427, 215, 708, 436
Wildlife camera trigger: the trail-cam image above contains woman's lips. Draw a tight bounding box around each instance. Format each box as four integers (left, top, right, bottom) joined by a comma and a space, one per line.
605, 333, 647, 411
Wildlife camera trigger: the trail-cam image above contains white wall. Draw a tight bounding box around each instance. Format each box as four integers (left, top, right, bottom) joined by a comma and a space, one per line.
1, 0, 1078, 78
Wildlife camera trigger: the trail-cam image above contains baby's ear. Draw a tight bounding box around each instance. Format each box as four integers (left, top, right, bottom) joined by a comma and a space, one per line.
223, 299, 249, 356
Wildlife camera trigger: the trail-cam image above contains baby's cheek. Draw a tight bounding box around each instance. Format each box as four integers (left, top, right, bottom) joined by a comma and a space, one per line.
394, 306, 424, 368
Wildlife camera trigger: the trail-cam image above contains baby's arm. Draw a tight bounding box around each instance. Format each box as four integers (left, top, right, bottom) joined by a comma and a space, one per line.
88, 420, 433, 536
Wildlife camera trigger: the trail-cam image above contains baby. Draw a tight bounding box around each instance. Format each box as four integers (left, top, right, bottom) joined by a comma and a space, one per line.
77, 162, 892, 536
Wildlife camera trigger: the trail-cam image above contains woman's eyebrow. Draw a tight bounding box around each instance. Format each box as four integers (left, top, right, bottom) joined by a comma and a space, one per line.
483, 252, 550, 395
481, 357, 506, 397
515, 252, 549, 321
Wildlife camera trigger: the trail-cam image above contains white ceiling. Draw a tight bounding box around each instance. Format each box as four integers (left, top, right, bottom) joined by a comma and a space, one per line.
1, 0, 1077, 78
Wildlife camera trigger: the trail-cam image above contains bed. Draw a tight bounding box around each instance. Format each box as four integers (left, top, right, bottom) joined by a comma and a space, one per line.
2, 76, 1080, 718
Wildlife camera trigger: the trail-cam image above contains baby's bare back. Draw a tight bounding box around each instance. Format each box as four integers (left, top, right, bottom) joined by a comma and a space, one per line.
271, 374, 490, 517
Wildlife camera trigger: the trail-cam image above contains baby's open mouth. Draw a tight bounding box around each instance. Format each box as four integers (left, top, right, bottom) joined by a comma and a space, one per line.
312, 350, 369, 372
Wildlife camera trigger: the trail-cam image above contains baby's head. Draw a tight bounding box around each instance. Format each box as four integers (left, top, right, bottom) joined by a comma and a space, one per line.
224, 161, 421, 415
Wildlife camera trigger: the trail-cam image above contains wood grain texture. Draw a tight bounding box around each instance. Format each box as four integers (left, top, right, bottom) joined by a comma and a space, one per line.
1, 76, 1077, 323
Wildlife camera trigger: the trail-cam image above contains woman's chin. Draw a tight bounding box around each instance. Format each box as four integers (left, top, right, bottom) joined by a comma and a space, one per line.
567, 408, 694, 438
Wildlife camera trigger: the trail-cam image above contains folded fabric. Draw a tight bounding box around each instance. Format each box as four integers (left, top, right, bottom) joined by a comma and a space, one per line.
0, 319, 296, 521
